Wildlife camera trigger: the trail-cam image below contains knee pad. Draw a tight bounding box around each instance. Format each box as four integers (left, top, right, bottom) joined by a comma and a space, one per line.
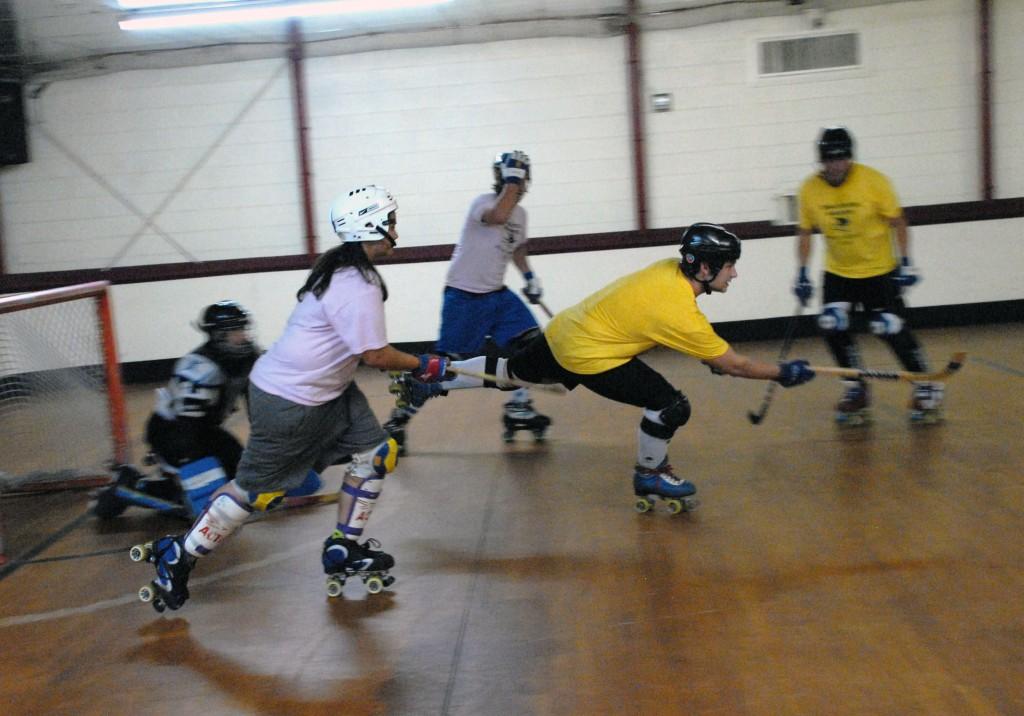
351, 438, 399, 479
868, 311, 904, 336
178, 456, 228, 516
184, 492, 251, 556
640, 392, 691, 440
818, 302, 851, 334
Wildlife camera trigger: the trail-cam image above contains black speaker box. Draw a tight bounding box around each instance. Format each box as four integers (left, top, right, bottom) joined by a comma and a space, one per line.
0, 80, 29, 166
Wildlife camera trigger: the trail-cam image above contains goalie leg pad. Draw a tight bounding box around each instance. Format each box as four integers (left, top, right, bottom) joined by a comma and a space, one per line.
184, 492, 251, 556
178, 456, 229, 517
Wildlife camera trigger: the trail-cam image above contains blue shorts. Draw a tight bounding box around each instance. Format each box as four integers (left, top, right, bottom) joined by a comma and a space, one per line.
435, 286, 539, 355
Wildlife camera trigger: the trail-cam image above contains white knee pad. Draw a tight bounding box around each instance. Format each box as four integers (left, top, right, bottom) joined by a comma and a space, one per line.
184, 492, 251, 556
869, 311, 904, 336
818, 302, 851, 333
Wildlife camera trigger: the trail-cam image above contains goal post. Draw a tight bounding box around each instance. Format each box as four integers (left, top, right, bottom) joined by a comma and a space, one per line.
0, 281, 128, 563
0, 279, 129, 483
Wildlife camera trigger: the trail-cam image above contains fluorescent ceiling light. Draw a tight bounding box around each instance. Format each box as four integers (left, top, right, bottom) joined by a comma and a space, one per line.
120, 0, 453, 31
118, 1, 249, 8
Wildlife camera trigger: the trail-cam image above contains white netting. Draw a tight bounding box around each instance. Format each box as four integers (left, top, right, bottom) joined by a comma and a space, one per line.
0, 290, 116, 490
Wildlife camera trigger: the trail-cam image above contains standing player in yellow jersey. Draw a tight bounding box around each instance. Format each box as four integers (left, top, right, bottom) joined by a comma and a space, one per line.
794, 126, 942, 424
395, 223, 816, 511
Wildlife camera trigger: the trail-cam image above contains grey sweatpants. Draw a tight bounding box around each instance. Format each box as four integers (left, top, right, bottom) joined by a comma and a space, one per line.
235, 382, 388, 494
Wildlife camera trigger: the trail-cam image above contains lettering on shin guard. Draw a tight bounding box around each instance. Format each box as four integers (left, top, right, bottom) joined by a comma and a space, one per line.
184, 493, 251, 556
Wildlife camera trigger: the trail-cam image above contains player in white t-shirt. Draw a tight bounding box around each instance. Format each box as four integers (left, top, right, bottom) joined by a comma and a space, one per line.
138, 185, 453, 611
384, 150, 551, 452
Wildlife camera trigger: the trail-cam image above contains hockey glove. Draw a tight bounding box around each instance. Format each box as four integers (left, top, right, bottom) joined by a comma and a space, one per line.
500, 151, 530, 185
523, 272, 542, 304
412, 354, 452, 383
776, 360, 815, 388
793, 267, 813, 307
893, 256, 920, 287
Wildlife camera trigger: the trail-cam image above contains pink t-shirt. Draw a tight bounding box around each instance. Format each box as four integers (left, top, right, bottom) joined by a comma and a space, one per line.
445, 193, 528, 293
250, 267, 388, 405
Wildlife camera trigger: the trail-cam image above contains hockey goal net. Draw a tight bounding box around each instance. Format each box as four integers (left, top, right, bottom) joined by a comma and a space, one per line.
0, 281, 128, 563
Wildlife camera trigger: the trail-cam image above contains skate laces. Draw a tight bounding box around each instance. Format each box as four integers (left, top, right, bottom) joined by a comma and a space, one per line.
638, 463, 684, 486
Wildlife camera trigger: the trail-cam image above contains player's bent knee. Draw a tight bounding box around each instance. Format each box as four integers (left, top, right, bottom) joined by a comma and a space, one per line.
351, 438, 399, 478
818, 302, 851, 334
641, 392, 691, 439
868, 311, 904, 336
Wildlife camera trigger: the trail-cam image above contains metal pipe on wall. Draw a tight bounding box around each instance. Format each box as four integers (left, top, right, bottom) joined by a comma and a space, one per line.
288, 19, 318, 257
978, 0, 993, 200
626, 0, 648, 232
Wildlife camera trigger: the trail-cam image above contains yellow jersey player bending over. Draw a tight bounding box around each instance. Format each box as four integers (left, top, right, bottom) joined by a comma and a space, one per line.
393, 223, 816, 513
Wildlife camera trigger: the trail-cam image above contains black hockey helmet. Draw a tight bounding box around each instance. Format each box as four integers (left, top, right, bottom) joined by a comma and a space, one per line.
679, 223, 741, 278
818, 126, 854, 161
198, 301, 250, 333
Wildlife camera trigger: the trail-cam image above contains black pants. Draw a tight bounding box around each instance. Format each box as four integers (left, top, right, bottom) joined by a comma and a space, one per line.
508, 333, 680, 411
145, 414, 244, 479
821, 270, 926, 373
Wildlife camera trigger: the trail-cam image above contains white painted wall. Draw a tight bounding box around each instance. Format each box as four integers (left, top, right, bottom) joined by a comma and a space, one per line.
1, 0, 1022, 363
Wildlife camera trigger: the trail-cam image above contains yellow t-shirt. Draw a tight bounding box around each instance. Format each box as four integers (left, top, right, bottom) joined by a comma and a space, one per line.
798, 163, 902, 278
545, 259, 729, 375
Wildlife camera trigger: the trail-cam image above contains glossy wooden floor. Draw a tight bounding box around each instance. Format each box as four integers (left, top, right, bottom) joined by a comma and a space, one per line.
1, 325, 1022, 715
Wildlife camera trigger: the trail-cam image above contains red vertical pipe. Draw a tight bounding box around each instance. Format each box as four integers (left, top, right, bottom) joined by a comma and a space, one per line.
978, 0, 993, 200
288, 19, 318, 257
626, 0, 648, 232
97, 287, 129, 466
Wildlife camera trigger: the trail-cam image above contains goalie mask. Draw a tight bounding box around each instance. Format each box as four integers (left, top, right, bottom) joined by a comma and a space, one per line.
197, 301, 255, 357
329, 185, 397, 243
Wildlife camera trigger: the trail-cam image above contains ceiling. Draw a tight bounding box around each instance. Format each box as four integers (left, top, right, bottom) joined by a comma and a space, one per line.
2, 0, 907, 81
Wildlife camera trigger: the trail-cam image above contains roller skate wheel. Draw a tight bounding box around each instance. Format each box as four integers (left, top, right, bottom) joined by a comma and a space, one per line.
364, 575, 384, 594
502, 431, 515, 444
138, 584, 155, 603
634, 497, 654, 514
532, 431, 546, 442
326, 576, 345, 598
382, 575, 396, 588
129, 543, 151, 562
665, 499, 684, 515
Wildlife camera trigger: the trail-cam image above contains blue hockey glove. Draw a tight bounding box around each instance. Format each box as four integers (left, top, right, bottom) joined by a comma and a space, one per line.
523, 271, 542, 304
893, 256, 920, 287
776, 360, 815, 388
793, 267, 813, 307
412, 354, 452, 383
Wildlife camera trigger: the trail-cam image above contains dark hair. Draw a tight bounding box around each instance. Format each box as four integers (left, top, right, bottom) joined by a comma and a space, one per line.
296, 242, 389, 302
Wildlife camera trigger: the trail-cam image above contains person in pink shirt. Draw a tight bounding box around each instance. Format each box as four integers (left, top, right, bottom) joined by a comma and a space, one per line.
138, 185, 451, 611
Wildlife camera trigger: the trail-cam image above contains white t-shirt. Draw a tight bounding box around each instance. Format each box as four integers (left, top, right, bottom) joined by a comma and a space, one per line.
445, 193, 528, 293
250, 267, 388, 405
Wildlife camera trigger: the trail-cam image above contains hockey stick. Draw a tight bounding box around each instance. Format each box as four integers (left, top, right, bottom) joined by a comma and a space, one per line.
809, 352, 967, 383
521, 289, 555, 319
448, 366, 567, 394
748, 305, 803, 425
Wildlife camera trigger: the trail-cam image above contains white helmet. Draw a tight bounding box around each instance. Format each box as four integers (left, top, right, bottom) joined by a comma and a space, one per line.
329, 185, 397, 242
